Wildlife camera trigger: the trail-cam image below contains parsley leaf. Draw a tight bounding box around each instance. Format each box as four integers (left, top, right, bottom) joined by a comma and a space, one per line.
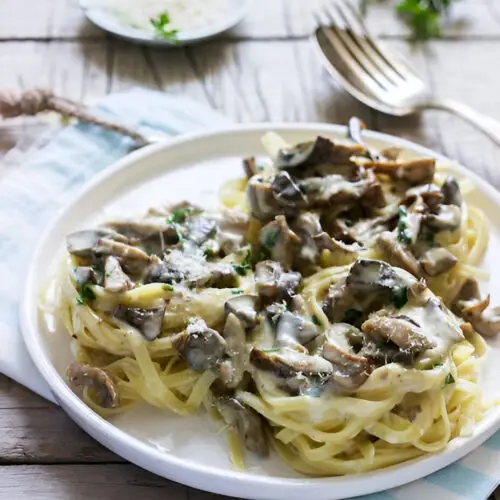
391, 286, 408, 309
231, 289, 244, 295
397, 206, 413, 244
76, 282, 96, 306
150, 11, 180, 42
162, 284, 174, 292
397, 0, 454, 40
168, 207, 192, 224
233, 263, 250, 276
312, 315, 321, 326
445, 373, 455, 385
262, 227, 279, 250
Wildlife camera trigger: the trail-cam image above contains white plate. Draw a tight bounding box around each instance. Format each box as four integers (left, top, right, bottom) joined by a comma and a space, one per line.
79, 0, 253, 46
20, 124, 500, 500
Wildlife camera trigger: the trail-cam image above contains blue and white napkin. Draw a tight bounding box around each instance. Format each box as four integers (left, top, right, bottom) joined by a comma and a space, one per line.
0, 88, 498, 500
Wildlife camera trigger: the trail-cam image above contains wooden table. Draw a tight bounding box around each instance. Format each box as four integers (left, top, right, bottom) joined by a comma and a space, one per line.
1, 0, 500, 498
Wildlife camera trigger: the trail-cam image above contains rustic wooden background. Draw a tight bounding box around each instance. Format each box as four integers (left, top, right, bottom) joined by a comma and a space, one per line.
1, 0, 500, 498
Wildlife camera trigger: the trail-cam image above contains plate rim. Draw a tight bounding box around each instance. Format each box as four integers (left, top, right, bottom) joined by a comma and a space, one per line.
20, 123, 500, 500
79, 0, 254, 46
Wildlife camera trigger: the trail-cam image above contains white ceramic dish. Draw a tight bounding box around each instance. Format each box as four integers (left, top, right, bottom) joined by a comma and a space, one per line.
21, 124, 500, 500
79, 0, 253, 46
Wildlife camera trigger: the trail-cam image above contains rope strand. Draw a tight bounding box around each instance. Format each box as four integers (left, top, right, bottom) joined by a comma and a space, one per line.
0, 88, 151, 147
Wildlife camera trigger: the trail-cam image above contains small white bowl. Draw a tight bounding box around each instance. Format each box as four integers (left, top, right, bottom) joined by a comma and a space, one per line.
79, 0, 253, 46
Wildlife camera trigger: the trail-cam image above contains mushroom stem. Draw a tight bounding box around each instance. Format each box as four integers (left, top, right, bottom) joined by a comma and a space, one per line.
0, 88, 150, 147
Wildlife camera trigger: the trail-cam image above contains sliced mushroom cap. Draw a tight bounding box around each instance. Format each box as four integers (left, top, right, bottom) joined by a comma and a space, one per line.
243, 157, 260, 179
250, 347, 334, 378
74, 266, 94, 286
424, 204, 461, 232
291, 212, 324, 264
346, 258, 412, 294
215, 397, 269, 456
247, 175, 285, 221
259, 215, 301, 270
313, 232, 361, 255
67, 362, 120, 408
255, 260, 302, 303
104, 218, 176, 241
321, 324, 372, 393
271, 171, 308, 208
364, 158, 435, 185
275, 136, 365, 170
114, 304, 165, 341
377, 231, 421, 277
67, 229, 126, 258
441, 177, 462, 207
172, 318, 227, 371
215, 208, 249, 255
219, 313, 247, 388
276, 311, 319, 349
419, 247, 458, 277
225, 294, 259, 329
361, 314, 436, 355
104, 256, 132, 292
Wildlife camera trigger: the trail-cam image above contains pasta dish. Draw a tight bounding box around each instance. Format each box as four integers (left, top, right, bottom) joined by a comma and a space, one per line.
43, 118, 500, 476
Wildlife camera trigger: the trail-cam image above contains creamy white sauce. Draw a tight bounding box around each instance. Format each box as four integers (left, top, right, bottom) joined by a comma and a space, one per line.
98, 0, 231, 33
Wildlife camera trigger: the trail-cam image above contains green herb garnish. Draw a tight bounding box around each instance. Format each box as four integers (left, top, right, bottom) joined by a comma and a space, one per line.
397, 206, 413, 245
262, 227, 279, 250
262, 348, 280, 353
391, 286, 408, 309
397, 0, 454, 40
162, 284, 174, 292
343, 308, 363, 325
150, 11, 180, 42
76, 282, 96, 306
204, 248, 215, 257
168, 207, 192, 224
233, 263, 250, 276
208, 227, 217, 239
312, 315, 321, 326
445, 373, 455, 385
231, 289, 244, 295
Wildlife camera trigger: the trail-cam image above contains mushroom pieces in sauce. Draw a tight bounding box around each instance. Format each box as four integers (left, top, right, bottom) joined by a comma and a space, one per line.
114, 304, 166, 341
67, 362, 120, 409
453, 278, 500, 337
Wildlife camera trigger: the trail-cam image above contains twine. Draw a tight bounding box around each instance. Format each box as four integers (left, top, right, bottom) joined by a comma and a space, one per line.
0, 88, 151, 147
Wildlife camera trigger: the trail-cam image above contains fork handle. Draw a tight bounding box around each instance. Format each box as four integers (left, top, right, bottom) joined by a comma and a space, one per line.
423, 98, 500, 147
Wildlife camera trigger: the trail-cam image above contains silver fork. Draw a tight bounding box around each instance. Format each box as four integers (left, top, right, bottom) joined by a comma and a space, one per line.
312, 0, 500, 146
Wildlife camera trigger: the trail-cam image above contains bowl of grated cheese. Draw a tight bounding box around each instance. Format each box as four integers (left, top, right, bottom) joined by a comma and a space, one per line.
79, 0, 253, 46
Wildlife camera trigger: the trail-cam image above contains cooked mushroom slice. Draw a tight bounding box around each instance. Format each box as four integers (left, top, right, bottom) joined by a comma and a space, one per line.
271, 171, 308, 208
219, 313, 247, 388
453, 278, 500, 337
321, 324, 372, 392
378, 232, 421, 277
441, 177, 462, 207
296, 175, 365, 208
225, 294, 259, 329
362, 315, 436, 354
247, 175, 285, 221
74, 266, 94, 286
291, 212, 324, 264
114, 304, 165, 341
243, 157, 260, 179
104, 218, 176, 241
255, 260, 301, 302
67, 229, 128, 258
215, 208, 249, 255
104, 256, 132, 292
172, 318, 227, 371
424, 205, 461, 232
346, 258, 411, 293
259, 216, 300, 270
67, 362, 119, 408
366, 158, 436, 185
313, 232, 360, 255
275, 136, 365, 170
250, 347, 334, 378
215, 397, 268, 456
276, 311, 319, 349
419, 247, 458, 276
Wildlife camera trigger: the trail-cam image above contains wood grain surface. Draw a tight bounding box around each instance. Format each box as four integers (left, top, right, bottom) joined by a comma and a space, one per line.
0, 0, 499, 498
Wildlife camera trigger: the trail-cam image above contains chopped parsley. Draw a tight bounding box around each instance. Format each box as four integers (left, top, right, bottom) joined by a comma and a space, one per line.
262, 227, 279, 250
390, 286, 408, 309
312, 315, 321, 326
343, 308, 363, 325
162, 284, 174, 292
150, 11, 180, 42
204, 248, 215, 258
208, 227, 217, 239
445, 373, 455, 385
397, 206, 413, 245
168, 207, 192, 224
76, 282, 96, 306
231, 289, 244, 295
233, 263, 250, 276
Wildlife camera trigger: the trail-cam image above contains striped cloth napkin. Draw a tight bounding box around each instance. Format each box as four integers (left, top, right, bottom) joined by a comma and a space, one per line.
0, 88, 498, 500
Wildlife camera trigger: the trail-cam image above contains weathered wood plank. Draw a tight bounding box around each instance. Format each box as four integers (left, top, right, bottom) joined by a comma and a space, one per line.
0, 464, 189, 499
1, 0, 499, 40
